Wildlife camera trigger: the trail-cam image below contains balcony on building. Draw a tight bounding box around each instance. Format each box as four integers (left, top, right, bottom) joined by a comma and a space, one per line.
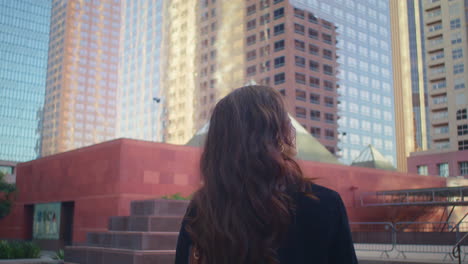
424, 7, 441, 24
424, 0, 441, 11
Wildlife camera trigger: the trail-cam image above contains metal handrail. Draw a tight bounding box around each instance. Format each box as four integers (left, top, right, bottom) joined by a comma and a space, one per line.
450, 213, 468, 232
452, 232, 468, 264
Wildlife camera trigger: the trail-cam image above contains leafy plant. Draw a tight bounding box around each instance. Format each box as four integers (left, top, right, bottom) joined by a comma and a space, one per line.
53, 249, 64, 260
0, 171, 16, 219
161, 193, 192, 200
0, 240, 41, 259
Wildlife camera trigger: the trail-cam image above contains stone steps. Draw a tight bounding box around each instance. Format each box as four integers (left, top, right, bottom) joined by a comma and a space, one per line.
65, 246, 175, 264
86, 231, 178, 250
109, 216, 183, 232
65, 199, 188, 264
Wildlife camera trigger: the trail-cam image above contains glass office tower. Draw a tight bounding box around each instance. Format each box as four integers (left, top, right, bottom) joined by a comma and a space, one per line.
291, 0, 396, 165
0, 0, 51, 162
118, 0, 165, 142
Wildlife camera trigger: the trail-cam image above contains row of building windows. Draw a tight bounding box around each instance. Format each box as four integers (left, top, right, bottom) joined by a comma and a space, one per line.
417, 161, 468, 177
294, 107, 336, 124
309, 127, 335, 140
298, 92, 334, 107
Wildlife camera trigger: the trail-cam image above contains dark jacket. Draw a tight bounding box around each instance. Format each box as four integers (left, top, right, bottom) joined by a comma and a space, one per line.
175, 184, 358, 263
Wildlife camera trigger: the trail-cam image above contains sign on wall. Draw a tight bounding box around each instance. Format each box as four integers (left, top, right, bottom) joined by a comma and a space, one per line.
33, 202, 61, 240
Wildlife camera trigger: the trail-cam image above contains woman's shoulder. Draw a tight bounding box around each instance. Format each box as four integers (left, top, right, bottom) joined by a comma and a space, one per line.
304, 183, 341, 200
295, 183, 343, 213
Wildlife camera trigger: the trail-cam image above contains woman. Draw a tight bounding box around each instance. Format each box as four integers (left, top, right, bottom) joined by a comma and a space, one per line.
175, 85, 357, 264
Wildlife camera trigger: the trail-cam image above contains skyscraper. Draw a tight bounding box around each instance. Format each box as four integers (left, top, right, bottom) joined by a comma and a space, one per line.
0, 0, 51, 162
243, 1, 340, 153
163, 0, 340, 153
390, 0, 430, 172
118, 0, 165, 142
41, 0, 120, 156
291, 0, 396, 165
420, 0, 468, 152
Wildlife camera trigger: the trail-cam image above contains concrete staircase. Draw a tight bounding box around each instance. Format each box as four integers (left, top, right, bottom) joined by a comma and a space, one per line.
65, 199, 189, 264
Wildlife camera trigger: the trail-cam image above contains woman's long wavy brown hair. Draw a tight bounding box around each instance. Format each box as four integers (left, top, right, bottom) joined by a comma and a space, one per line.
186, 85, 311, 264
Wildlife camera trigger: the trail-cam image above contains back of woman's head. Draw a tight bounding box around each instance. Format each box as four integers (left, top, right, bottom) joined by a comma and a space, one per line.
187, 85, 309, 264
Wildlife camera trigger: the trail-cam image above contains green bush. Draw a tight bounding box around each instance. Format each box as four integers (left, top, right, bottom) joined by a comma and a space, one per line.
53, 249, 64, 260
161, 193, 192, 200
0, 240, 41, 259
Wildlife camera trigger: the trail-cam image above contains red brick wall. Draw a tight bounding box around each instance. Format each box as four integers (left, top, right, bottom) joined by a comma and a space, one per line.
0, 139, 447, 243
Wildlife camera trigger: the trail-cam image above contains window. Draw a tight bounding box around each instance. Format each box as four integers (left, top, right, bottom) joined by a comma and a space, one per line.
274, 72, 285, 84
295, 72, 306, 84
310, 93, 320, 104
455, 78, 465, 90
428, 22, 442, 32
294, 23, 305, 35
260, 13, 270, 25
296, 89, 306, 101
294, 8, 305, 19
459, 162, 468, 176
458, 124, 468, 135
274, 40, 285, 51
454, 63, 464, 74
274, 56, 285, 68
247, 4, 256, 15
417, 165, 428, 176
260, 0, 269, 9
274, 0, 283, 3
246, 65, 256, 76
430, 50, 444, 61
325, 113, 334, 124
457, 109, 467, 120
260, 45, 270, 57
325, 129, 335, 140
434, 125, 449, 134
310, 77, 320, 88
247, 35, 256, 46
310, 110, 321, 121
324, 97, 334, 107
260, 61, 270, 72
247, 19, 256, 30
324, 80, 334, 91
295, 56, 305, 67
309, 28, 319, 39
433, 95, 447, 104
438, 163, 449, 177
259, 29, 271, 41
274, 7, 284, 19
309, 60, 319, 72
246, 50, 257, 61
274, 24, 285, 35
309, 44, 319, 55
451, 32, 462, 44
310, 127, 321, 138
323, 49, 333, 60
295, 39, 305, 51
322, 33, 332, 44
452, 48, 463, 59
460, 140, 468, 150
450, 18, 461, 29
323, 65, 333, 75
432, 79, 447, 90
296, 107, 306, 118
308, 13, 318, 23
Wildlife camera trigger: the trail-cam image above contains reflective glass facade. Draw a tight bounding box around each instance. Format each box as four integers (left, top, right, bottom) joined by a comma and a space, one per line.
407, 0, 430, 150
118, 0, 164, 142
0, 0, 51, 162
292, 0, 396, 165
41, 0, 120, 156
